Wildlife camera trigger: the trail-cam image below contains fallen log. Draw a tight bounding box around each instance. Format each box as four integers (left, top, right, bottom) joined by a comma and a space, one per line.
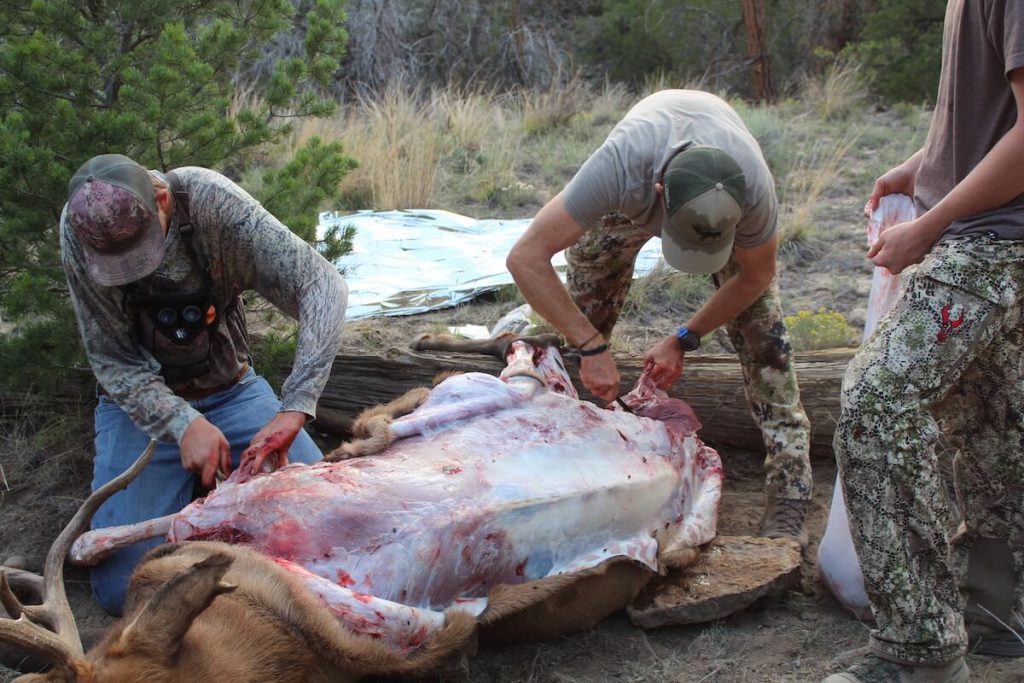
315, 347, 856, 459
16, 346, 854, 459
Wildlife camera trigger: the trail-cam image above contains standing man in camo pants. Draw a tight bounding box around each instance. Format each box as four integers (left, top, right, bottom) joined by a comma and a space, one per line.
61, 154, 348, 615
828, 2, 1024, 681
506, 89, 812, 547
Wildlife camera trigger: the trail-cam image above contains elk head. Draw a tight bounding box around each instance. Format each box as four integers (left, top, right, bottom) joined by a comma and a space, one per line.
0, 441, 237, 682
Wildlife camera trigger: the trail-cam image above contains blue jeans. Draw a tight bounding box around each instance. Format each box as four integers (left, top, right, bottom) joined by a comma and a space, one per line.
90, 368, 322, 615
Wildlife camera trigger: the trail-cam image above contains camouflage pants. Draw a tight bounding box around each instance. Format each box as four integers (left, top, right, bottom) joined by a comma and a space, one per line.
565, 213, 812, 501
834, 235, 1024, 665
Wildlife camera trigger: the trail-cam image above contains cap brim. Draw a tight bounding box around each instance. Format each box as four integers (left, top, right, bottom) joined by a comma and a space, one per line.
660, 231, 733, 274
84, 214, 166, 287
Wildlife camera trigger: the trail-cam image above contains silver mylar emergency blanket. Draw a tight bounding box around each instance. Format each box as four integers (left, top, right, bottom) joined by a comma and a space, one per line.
318, 209, 667, 319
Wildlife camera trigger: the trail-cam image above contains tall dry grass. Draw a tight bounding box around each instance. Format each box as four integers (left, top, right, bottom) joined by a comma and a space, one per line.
334, 84, 447, 209
767, 60, 871, 247
779, 128, 863, 245
800, 56, 870, 121
281, 59, 882, 250
292, 84, 547, 212
517, 74, 589, 137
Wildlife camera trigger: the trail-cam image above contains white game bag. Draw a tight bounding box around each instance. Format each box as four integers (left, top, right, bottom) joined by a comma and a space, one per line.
817, 193, 915, 620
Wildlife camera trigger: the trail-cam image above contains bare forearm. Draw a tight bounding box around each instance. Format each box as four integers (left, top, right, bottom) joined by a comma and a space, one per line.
686, 239, 776, 337
900, 149, 925, 177
506, 194, 602, 347
509, 258, 599, 347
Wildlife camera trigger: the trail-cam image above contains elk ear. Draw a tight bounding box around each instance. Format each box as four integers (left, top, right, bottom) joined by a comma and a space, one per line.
116, 553, 236, 662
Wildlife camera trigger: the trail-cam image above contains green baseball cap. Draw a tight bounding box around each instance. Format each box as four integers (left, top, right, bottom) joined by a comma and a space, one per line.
67, 154, 165, 287
661, 146, 745, 274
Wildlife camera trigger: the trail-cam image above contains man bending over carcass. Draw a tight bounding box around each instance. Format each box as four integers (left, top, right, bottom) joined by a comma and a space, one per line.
60, 154, 348, 614
506, 90, 812, 547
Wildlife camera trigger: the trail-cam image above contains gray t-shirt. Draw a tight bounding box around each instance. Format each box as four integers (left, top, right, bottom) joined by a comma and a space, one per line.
60, 167, 349, 443
919, 0, 1024, 241
562, 90, 777, 249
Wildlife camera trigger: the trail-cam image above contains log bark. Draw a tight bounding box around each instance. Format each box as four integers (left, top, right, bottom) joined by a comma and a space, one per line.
315, 347, 855, 459
16, 348, 854, 460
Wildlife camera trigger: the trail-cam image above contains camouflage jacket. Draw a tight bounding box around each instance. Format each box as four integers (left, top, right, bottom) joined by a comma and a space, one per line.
60, 167, 348, 444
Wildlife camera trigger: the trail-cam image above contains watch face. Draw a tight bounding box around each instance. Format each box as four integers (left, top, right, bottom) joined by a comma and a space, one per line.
678, 330, 700, 351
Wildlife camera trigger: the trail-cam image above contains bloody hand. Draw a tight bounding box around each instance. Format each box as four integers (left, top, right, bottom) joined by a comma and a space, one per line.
240, 411, 308, 476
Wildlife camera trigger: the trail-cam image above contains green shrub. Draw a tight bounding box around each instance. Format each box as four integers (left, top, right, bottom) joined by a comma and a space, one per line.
840, 0, 944, 104
784, 308, 857, 351
575, 0, 741, 88
0, 0, 354, 391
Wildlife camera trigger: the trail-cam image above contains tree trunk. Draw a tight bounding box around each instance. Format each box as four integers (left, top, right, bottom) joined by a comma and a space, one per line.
315, 348, 855, 459
741, 0, 775, 103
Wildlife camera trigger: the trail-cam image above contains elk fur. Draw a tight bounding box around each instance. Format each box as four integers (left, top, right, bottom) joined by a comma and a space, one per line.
14, 542, 474, 683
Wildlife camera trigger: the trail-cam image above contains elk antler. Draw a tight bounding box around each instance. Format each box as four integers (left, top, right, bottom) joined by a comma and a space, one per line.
0, 439, 157, 665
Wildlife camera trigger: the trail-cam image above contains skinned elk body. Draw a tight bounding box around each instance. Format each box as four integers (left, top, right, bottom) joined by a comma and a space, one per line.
4, 338, 722, 681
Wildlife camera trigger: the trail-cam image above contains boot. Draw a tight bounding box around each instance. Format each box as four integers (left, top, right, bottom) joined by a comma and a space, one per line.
759, 497, 809, 549
962, 536, 1024, 657
822, 650, 968, 683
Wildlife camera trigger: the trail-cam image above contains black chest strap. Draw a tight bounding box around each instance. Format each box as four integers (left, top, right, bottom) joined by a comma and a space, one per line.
164, 171, 208, 273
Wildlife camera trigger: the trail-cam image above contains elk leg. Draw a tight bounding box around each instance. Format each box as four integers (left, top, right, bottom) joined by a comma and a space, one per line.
272, 558, 452, 650
69, 514, 176, 566
326, 374, 536, 461
388, 374, 537, 439
351, 387, 432, 438
411, 332, 562, 358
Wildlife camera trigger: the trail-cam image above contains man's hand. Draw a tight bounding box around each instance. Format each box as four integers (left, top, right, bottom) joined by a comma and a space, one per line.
867, 215, 943, 274
643, 335, 685, 390
865, 152, 922, 217
180, 417, 232, 489
240, 411, 308, 476
580, 351, 620, 403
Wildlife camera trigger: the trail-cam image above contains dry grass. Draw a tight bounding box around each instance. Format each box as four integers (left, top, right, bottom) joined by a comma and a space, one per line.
800, 56, 870, 121
0, 403, 94, 567
581, 80, 631, 128
517, 73, 589, 137
325, 83, 447, 209
778, 126, 863, 247
435, 87, 509, 153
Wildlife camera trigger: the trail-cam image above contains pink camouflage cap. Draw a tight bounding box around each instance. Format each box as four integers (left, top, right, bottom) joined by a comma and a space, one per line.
66, 154, 166, 287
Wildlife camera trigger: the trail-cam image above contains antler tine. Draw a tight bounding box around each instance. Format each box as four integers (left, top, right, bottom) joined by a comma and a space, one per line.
0, 612, 87, 665
0, 439, 157, 663
1, 570, 24, 618
1, 567, 47, 624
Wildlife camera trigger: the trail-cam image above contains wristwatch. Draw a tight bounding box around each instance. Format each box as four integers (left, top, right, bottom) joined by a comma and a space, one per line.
676, 326, 701, 352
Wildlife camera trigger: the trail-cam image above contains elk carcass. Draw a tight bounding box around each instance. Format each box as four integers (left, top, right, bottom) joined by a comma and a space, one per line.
0, 443, 474, 683
3, 337, 722, 680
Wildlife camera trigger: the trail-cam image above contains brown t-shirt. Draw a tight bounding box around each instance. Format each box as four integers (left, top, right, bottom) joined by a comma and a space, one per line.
919, 0, 1024, 241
